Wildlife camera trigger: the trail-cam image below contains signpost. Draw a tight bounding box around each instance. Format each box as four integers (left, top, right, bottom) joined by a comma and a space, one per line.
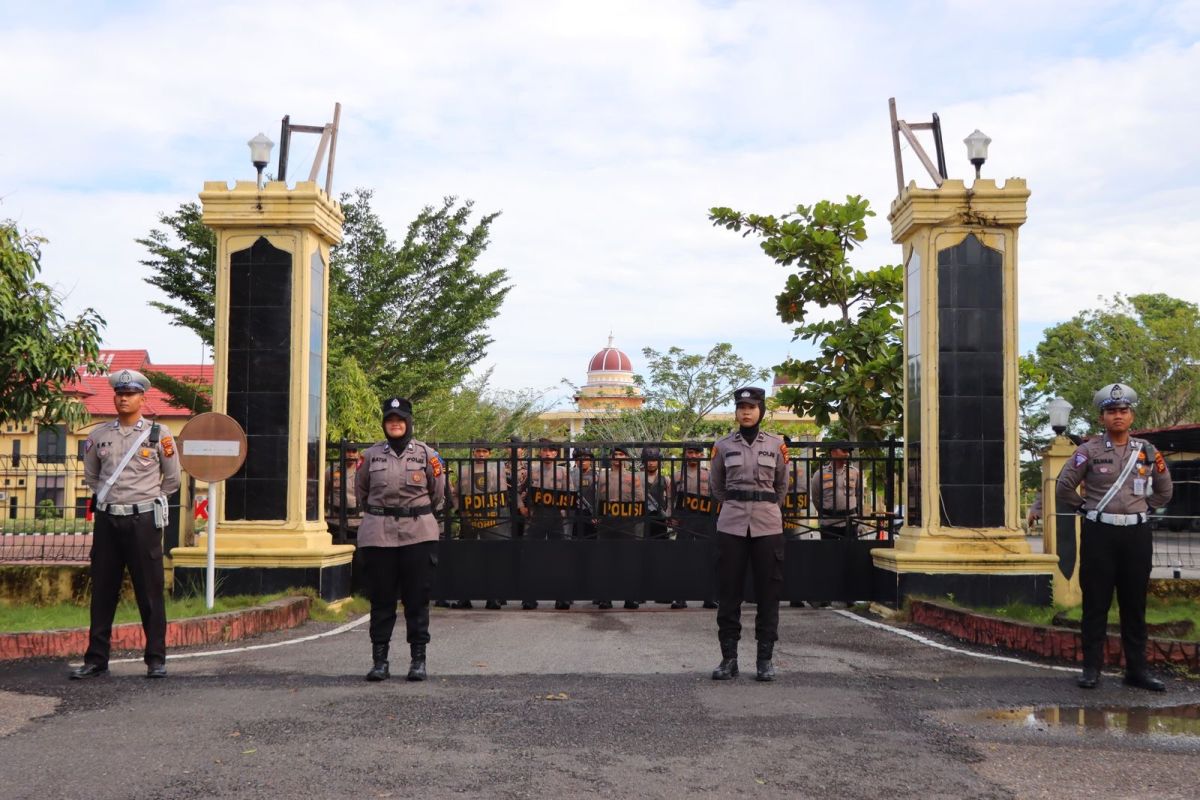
176, 413, 248, 609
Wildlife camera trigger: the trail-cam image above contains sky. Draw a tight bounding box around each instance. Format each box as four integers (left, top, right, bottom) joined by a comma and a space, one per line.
2, 0, 1198, 410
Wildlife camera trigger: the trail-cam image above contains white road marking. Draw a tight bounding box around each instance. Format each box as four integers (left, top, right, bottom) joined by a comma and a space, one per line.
832, 608, 1079, 673
101, 613, 370, 665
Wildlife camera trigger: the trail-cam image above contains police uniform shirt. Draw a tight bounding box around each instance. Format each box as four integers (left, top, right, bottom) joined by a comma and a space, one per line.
1055, 436, 1173, 515
599, 466, 645, 505
809, 463, 861, 516
354, 439, 445, 547
673, 464, 711, 499
571, 465, 598, 510
84, 419, 181, 504
709, 430, 788, 536
457, 460, 508, 498
527, 460, 570, 517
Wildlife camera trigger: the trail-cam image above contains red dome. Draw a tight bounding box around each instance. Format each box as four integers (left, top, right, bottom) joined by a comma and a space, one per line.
588, 347, 632, 372
773, 370, 795, 386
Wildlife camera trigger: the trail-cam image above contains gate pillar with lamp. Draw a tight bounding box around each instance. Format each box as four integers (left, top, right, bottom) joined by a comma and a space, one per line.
871, 99, 1057, 606
170, 106, 355, 601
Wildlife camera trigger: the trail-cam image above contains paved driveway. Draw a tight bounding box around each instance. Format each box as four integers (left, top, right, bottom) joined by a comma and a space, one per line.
1, 607, 1197, 799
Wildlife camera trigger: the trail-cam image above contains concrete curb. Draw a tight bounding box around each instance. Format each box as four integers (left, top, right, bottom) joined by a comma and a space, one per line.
909, 599, 1200, 671
0, 596, 312, 661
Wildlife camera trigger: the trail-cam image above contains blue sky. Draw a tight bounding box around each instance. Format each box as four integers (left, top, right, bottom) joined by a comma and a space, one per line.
2, 0, 1198, 408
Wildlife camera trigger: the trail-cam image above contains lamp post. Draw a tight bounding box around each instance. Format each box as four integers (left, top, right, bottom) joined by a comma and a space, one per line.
964, 129, 991, 179
247, 133, 274, 190
1047, 397, 1072, 437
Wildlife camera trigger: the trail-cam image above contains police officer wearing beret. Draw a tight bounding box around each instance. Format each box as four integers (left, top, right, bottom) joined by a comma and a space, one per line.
356, 397, 445, 682
1056, 383, 1173, 691
709, 387, 789, 682
71, 369, 180, 679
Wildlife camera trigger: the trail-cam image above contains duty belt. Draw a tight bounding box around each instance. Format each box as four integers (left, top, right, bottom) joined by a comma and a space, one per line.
96, 501, 156, 516
1085, 510, 1148, 526
366, 504, 433, 518
726, 490, 779, 503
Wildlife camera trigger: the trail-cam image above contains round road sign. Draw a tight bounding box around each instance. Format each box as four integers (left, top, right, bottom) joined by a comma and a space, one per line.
176, 412, 248, 482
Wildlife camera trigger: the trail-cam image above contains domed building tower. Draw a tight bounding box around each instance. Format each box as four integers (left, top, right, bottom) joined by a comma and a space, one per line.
575, 336, 644, 411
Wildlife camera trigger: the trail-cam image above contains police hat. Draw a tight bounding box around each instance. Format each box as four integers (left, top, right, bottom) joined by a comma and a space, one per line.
683, 442, 708, 453
573, 446, 594, 458
641, 447, 662, 461
1094, 383, 1138, 411
469, 441, 492, 452
109, 369, 150, 393
611, 446, 631, 457
536, 437, 561, 452
733, 386, 767, 405
381, 396, 413, 419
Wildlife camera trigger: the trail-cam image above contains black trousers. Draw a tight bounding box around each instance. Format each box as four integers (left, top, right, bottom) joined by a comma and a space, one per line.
86, 510, 166, 667
362, 542, 436, 647
1079, 519, 1152, 672
677, 512, 718, 603
716, 531, 784, 646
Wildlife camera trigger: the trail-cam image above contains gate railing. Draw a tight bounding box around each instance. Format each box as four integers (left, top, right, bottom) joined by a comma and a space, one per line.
325, 439, 903, 545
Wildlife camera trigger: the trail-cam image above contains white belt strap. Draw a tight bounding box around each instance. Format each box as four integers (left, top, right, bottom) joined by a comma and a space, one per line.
96, 427, 153, 505
1092, 441, 1142, 516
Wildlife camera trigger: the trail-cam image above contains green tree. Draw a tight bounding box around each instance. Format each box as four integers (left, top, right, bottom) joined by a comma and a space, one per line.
330, 190, 510, 403
0, 222, 106, 429
142, 369, 212, 415
709, 196, 902, 442
138, 203, 217, 346
635, 343, 770, 439
1017, 355, 1051, 493
1033, 293, 1200, 431
324, 350, 380, 443
416, 370, 553, 447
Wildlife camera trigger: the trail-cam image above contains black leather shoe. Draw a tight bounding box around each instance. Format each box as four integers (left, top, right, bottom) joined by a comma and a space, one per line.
711, 657, 739, 680
452, 600, 473, 610
485, 600, 502, 610
598, 601, 613, 609
624, 601, 640, 610
434, 599, 451, 608
366, 643, 390, 681
702, 601, 718, 609
1076, 667, 1100, 689
1123, 672, 1166, 692
521, 600, 538, 610
670, 601, 687, 609
69, 663, 108, 680
146, 662, 167, 679
755, 659, 776, 682
554, 600, 570, 610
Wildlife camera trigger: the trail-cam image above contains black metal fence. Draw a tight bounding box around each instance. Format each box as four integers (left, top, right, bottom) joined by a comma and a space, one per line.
0, 455, 183, 563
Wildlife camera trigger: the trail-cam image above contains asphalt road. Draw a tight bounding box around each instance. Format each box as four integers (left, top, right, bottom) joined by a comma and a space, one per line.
1, 606, 1198, 800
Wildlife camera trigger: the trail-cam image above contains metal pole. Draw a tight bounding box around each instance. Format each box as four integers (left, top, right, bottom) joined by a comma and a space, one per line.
206, 482, 218, 609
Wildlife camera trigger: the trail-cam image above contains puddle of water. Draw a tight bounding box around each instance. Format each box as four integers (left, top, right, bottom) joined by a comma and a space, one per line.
976, 704, 1200, 739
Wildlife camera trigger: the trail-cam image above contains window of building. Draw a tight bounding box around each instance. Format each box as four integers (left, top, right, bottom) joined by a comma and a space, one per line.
35, 475, 66, 518
10, 439, 19, 463
37, 425, 67, 464
8, 497, 16, 520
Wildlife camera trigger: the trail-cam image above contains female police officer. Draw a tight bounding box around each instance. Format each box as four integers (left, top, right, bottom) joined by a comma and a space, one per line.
1056, 383, 1172, 691
708, 387, 789, 682
355, 397, 445, 682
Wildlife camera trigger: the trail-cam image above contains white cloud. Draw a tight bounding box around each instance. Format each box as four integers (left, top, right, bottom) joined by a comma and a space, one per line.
1, 0, 1197, 407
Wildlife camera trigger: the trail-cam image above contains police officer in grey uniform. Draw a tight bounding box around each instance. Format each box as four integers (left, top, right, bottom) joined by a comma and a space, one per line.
355, 397, 445, 682
808, 445, 861, 540
709, 387, 789, 682
71, 369, 180, 679
456, 443, 510, 610
1056, 383, 1173, 691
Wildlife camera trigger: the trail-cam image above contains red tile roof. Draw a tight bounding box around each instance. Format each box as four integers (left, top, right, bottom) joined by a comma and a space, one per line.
75, 350, 212, 419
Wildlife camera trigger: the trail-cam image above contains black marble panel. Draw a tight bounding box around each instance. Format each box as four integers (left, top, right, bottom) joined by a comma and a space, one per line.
937, 234, 1004, 528
226, 237, 292, 521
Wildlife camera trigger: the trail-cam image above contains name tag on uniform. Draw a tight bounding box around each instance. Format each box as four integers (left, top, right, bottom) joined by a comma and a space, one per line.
1133, 478, 1146, 495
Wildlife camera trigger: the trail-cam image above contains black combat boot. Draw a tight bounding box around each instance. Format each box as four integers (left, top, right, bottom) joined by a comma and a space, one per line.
365, 643, 390, 682
407, 643, 427, 682
711, 640, 739, 680
756, 640, 776, 682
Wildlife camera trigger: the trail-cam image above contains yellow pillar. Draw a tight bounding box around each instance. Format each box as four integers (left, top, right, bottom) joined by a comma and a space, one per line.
872, 179, 1058, 605
169, 180, 354, 599
1041, 435, 1082, 605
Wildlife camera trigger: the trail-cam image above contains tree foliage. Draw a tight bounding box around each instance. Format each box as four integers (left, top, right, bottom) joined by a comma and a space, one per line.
1032, 293, 1200, 431
0, 222, 106, 429
330, 190, 510, 403
324, 350, 380, 443
414, 370, 554, 447
138, 203, 217, 346
709, 196, 902, 441
635, 343, 770, 439
142, 369, 213, 415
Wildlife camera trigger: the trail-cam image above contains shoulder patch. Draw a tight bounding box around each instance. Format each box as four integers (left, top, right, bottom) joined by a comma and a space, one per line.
710, 447, 719, 462
1155, 451, 1167, 474
160, 435, 175, 458
779, 442, 789, 461
1073, 452, 1088, 467
429, 456, 443, 478
84, 439, 94, 453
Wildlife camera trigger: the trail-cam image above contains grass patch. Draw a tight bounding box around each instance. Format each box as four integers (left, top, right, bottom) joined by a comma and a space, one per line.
0, 588, 370, 633
928, 595, 1200, 641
